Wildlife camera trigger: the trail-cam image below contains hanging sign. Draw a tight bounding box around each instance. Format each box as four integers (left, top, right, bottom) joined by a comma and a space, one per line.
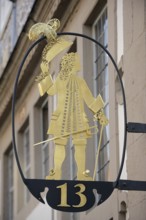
13, 18, 138, 213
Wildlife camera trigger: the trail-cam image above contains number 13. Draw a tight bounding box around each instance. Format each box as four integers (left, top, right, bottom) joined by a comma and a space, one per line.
57, 183, 87, 208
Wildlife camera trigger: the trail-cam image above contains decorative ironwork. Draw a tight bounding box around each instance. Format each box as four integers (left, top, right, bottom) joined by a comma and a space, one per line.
127, 122, 146, 133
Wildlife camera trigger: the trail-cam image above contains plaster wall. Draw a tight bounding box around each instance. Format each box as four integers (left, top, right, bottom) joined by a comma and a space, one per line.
123, 0, 146, 219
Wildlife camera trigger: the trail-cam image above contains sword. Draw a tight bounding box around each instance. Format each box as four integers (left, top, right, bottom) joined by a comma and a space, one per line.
33, 125, 98, 146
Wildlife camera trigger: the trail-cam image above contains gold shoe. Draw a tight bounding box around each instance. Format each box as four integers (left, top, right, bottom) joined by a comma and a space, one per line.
46, 169, 61, 180
77, 170, 93, 181
46, 169, 55, 180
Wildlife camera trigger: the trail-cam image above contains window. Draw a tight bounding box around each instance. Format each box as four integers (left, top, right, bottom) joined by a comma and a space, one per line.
7, 148, 14, 220
41, 101, 49, 177
22, 119, 31, 203
23, 125, 31, 202
3, 146, 14, 220
34, 96, 49, 178
68, 40, 77, 180
92, 5, 110, 180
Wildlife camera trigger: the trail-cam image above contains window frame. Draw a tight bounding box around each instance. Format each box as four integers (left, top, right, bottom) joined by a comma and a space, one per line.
92, 5, 110, 181
41, 99, 49, 178
7, 148, 14, 220
3, 146, 14, 220
22, 119, 31, 203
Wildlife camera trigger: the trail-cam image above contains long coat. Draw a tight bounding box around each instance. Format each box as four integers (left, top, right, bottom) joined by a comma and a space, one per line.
47, 74, 101, 137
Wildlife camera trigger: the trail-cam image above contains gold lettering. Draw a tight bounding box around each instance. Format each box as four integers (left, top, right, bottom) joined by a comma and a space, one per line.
57, 183, 70, 207
57, 183, 87, 208
73, 184, 87, 208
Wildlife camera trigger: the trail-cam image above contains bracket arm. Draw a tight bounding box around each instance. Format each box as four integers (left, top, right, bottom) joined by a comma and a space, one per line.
127, 122, 146, 133
117, 180, 146, 191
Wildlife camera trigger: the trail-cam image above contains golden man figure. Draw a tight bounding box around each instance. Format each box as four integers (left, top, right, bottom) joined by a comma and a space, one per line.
29, 19, 108, 181
39, 52, 107, 180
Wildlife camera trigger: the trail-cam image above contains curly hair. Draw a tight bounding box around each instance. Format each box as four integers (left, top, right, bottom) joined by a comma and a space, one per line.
59, 53, 76, 80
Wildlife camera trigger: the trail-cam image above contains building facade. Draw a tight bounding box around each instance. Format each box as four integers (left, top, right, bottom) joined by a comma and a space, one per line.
0, 0, 146, 219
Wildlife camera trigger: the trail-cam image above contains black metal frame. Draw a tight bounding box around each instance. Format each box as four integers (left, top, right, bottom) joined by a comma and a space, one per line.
12, 32, 146, 212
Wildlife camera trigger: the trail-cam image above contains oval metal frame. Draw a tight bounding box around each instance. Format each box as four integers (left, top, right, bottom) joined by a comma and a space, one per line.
12, 32, 127, 200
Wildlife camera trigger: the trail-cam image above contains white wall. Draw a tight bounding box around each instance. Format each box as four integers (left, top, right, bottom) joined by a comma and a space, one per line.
26, 201, 53, 220
117, 0, 124, 63
0, 0, 12, 37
